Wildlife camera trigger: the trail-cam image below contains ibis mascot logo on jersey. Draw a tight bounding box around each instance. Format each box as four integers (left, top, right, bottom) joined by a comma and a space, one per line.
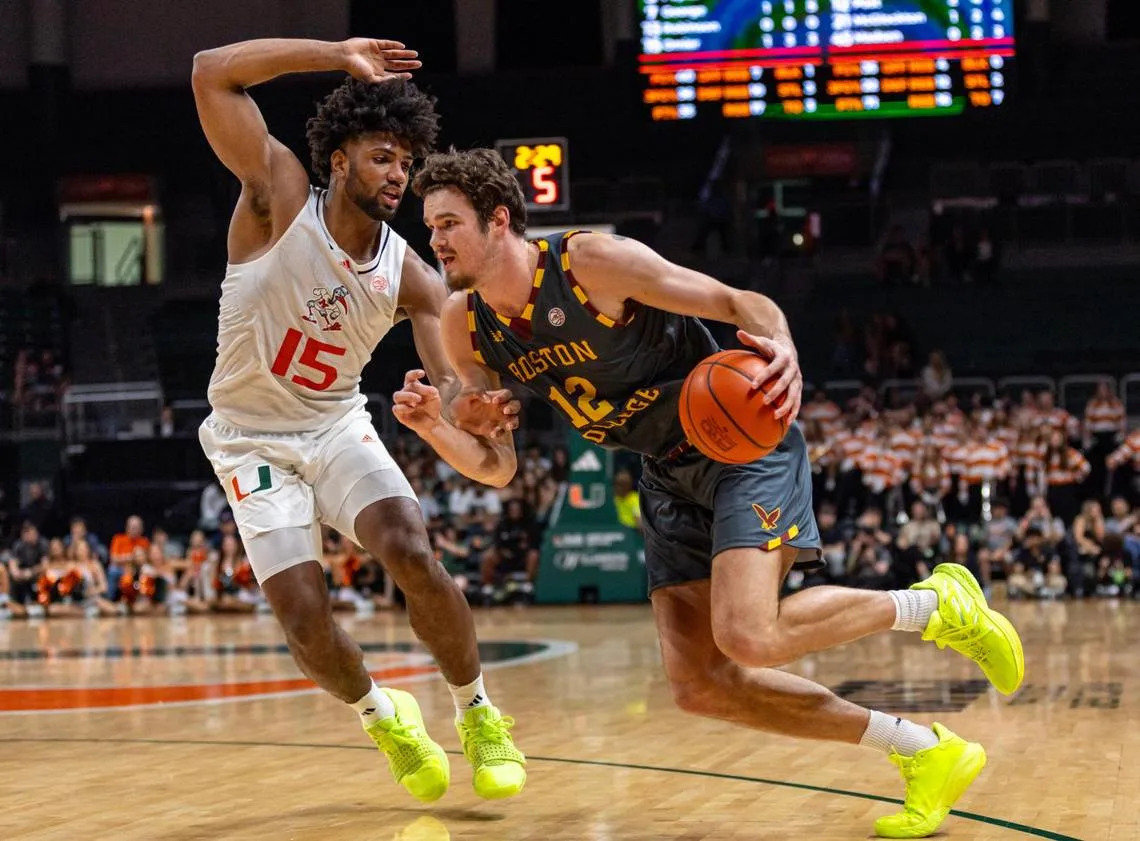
302, 284, 352, 331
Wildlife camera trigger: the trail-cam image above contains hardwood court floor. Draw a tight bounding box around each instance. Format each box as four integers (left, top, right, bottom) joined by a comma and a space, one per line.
0, 598, 1134, 841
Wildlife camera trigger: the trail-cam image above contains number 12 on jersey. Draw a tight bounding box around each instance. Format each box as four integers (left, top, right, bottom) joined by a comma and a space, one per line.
548, 376, 613, 428
271, 328, 345, 391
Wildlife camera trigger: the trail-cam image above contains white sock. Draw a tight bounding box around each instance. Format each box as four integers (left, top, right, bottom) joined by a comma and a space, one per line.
889, 589, 939, 632
860, 710, 939, 756
350, 680, 397, 726
448, 673, 491, 719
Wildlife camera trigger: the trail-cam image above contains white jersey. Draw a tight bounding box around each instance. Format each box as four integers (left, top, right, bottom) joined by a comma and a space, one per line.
207, 187, 407, 432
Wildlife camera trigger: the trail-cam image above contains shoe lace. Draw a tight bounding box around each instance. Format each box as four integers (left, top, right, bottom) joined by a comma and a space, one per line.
374, 721, 419, 752
462, 714, 522, 765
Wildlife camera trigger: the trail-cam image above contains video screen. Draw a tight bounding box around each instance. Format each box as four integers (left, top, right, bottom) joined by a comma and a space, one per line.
639, 1, 1015, 120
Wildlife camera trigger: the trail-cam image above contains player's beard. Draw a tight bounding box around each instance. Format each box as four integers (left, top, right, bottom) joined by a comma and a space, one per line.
443, 266, 471, 293
443, 231, 492, 292
345, 164, 397, 222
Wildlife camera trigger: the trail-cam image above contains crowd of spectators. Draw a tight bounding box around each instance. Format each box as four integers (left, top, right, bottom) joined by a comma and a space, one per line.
0, 435, 576, 619
2, 363, 1138, 618
797, 376, 1140, 600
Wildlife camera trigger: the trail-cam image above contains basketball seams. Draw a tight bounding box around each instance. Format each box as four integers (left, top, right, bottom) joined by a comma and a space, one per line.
680, 349, 789, 463
704, 362, 766, 452
707, 359, 787, 448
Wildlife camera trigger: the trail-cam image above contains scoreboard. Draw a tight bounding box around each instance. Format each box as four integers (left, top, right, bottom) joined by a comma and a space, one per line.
494, 137, 570, 212
639, 1, 1014, 121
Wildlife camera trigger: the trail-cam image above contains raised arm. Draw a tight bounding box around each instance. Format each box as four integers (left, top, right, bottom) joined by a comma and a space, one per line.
191, 38, 419, 260
391, 293, 519, 488
568, 233, 803, 422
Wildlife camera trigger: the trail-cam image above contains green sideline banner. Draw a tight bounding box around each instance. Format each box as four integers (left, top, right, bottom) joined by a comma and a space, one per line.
536, 433, 646, 604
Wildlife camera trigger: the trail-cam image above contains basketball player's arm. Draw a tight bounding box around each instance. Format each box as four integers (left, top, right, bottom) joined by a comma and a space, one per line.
191, 39, 419, 259
570, 234, 804, 422
392, 296, 519, 487
398, 249, 461, 407
399, 250, 521, 435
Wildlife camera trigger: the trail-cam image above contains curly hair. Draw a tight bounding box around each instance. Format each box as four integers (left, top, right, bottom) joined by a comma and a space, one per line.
305, 78, 440, 186
412, 148, 527, 236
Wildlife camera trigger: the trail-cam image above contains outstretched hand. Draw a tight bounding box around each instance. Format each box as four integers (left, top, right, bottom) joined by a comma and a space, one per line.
341, 38, 422, 83
450, 387, 521, 440
736, 329, 803, 424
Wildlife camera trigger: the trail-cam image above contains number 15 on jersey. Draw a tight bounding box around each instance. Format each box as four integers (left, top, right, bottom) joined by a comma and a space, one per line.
271, 328, 345, 391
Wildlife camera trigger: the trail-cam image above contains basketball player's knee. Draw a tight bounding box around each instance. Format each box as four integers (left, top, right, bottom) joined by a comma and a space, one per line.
712, 624, 790, 668
280, 608, 336, 655
380, 530, 437, 591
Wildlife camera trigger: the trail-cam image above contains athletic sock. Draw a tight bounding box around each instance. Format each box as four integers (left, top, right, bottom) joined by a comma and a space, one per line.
860, 710, 940, 756
351, 680, 397, 727
448, 673, 491, 719
889, 588, 939, 632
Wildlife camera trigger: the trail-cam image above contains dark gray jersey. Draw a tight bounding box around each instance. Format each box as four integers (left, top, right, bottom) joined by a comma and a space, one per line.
467, 231, 718, 458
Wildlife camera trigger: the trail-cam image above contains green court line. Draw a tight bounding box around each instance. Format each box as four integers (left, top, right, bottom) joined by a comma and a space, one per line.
2, 736, 1082, 840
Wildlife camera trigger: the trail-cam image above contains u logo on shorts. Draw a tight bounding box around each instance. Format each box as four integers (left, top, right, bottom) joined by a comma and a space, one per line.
231, 465, 273, 502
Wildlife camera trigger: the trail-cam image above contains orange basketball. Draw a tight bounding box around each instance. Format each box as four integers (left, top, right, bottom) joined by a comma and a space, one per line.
679, 349, 788, 464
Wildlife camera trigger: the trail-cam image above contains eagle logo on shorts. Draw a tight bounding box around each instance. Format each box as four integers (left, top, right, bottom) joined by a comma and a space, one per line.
752, 504, 781, 530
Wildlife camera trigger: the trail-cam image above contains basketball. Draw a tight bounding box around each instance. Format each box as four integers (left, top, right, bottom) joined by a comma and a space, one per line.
679, 349, 788, 464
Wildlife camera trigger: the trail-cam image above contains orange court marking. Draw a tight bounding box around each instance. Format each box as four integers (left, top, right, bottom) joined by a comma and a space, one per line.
0, 664, 439, 711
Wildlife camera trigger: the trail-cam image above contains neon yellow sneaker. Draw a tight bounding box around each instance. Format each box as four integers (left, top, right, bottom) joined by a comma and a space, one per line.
874, 723, 986, 838
911, 562, 1025, 695
455, 705, 527, 799
363, 688, 449, 803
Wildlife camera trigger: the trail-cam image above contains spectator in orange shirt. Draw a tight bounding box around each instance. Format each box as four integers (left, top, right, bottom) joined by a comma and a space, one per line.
1010, 426, 1046, 515
1084, 381, 1124, 498
107, 515, 150, 599
1036, 391, 1079, 442
1041, 428, 1090, 524
961, 423, 1011, 521
908, 444, 951, 521
1107, 427, 1140, 505
800, 389, 843, 437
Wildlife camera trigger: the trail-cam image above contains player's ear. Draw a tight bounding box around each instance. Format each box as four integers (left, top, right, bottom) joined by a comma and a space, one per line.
330, 147, 349, 181
491, 205, 511, 233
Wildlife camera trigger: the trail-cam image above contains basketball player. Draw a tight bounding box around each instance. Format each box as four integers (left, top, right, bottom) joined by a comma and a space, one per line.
191, 40, 525, 802
394, 148, 1024, 838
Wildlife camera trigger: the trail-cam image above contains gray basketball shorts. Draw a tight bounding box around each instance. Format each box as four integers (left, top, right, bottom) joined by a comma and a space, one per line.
639, 423, 822, 593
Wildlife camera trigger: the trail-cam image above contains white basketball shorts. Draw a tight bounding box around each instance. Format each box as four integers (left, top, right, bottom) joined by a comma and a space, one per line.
199, 407, 415, 583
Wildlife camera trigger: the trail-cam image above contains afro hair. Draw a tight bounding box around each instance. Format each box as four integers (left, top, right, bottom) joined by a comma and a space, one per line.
305, 78, 440, 186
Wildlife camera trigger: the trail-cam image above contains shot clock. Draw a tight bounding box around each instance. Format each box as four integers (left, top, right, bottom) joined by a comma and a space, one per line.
494, 137, 570, 213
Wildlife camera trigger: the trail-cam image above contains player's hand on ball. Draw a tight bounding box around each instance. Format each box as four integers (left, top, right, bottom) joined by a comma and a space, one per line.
340, 38, 421, 83
392, 369, 442, 434
736, 329, 803, 424
450, 387, 521, 439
